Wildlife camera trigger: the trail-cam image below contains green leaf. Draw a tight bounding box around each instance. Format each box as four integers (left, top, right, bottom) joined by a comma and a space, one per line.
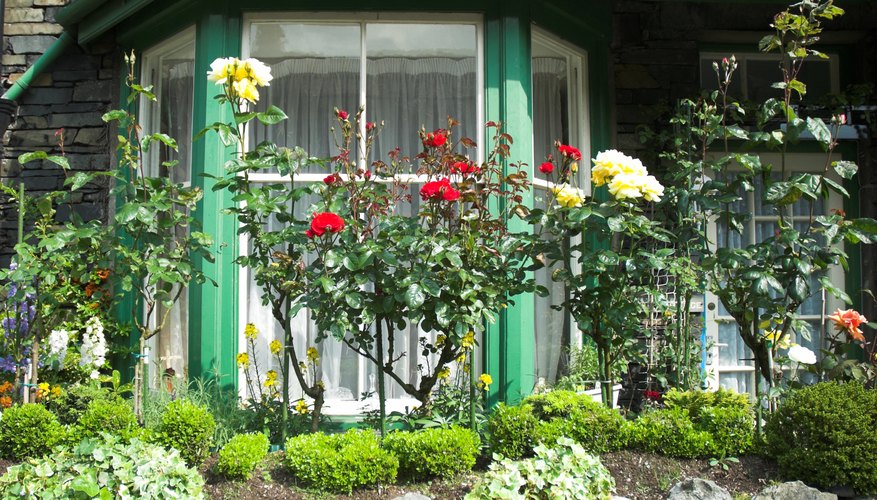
65, 172, 93, 191
256, 105, 288, 125
832, 160, 857, 180
18, 151, 48, 164
345, 292, 362, 309
404, 283, 425, 309
421, 277, 441, 297
822, 177, 848, 197
820, 275, 852, 304
101, 109, 128, 123
806, 117, 831, 147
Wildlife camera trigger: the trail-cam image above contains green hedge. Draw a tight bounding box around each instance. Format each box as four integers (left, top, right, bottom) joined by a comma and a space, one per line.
383, 426, 480, 480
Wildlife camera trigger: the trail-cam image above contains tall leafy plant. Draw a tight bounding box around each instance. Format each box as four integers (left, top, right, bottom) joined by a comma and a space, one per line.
658, 0, 876, 428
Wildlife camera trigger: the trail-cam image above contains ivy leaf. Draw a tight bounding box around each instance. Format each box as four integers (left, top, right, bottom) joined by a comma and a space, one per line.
345, 292, 362, 309
404, 283, 425, 309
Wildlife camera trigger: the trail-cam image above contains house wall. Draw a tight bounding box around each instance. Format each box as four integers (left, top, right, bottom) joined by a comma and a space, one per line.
1, 0, 117, 264
610, 0, 877, 320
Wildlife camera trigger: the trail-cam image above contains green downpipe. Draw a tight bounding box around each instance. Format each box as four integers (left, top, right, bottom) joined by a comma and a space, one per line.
54, 0, 107, 27
2, 31, 75, 102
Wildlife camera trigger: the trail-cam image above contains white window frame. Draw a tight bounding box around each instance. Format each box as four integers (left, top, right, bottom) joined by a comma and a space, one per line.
239, 13, 484, 415
703, 152, 845, 393
529, 28, 590, 386
139, 26, 197, 388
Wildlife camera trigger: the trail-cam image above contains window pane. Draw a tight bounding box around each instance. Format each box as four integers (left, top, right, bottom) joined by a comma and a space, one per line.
142, 31, 195, 385
366, 23, 477, 161
718, 321, 753, 367
532, 49, 568, 176
249, 23, 361, 169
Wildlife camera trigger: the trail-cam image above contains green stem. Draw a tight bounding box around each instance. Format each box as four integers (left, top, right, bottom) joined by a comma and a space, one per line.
376, 318, 387, 438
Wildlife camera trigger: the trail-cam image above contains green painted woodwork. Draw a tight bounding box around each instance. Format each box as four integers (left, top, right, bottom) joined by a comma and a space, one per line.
187, 12, 242, 390
77, 0, 155, 44
2, 32, 75, 101
483, 0, 535, 407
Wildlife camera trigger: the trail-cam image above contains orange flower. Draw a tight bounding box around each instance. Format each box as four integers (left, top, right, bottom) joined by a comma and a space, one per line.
828, 308, 868, 342
0, 396, 11, 408
96, 269, 110, 281
85, 282, 98, 297
0, 381, 12, 394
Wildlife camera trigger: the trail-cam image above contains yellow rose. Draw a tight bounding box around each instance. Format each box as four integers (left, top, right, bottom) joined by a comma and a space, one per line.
608, 172, 644, 201
233, 78, 260, 104
207, 57, 236, 84
552, 184, 585, 208
640, 174, 665, 202
243, 58, 273, 86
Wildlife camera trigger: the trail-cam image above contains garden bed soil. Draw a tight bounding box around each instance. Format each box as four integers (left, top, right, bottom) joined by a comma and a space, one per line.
0, 460, 11, 476
202, 451, 779, 499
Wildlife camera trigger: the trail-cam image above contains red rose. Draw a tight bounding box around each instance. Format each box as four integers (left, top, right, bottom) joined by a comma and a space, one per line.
538, 162, 554, 174
423, 129, 447, 148
451, 161, 479, 176
336, 109, 349, 121
309, 212, 345, 238
323, 174, 338, 185
366, 121, 376, 132
420, 177, 459, 202
558, 145, 582, 161
442, 187, 461, 201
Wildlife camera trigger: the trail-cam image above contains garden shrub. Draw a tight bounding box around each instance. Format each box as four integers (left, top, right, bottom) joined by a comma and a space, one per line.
663, 387, 750, 419
72, 398, 141, 444
216, 432, 270, 481
698, 405, 753, 456
538, 401, 630, 454
525, 390, 591, 419
383, 426, 480, 480
487, 403, 539, 459
152, 398, 216, 467
0, 403, 66, 460
44, 383, 121, 425
628, 408, 711, 458
466, 437, 615, 499
659, 388, 754, 457
284, 429, 397, 493
766, 382, 877, 495
0, 435, 204, 498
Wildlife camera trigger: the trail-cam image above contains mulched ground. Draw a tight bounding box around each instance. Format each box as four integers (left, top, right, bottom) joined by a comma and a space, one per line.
202, 451, 780, 499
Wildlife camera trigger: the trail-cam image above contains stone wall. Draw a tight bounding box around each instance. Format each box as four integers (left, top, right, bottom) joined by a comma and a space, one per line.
610, 0, 877, 318
1, 0, 116, 263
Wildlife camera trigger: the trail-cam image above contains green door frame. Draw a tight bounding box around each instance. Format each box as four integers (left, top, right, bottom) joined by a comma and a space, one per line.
187, 11, 242, 390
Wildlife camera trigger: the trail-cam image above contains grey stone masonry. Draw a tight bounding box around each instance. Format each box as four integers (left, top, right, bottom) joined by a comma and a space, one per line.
1, 0, 118, 263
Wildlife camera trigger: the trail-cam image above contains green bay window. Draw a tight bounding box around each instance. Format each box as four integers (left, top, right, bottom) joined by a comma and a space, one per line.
88, 0, 612, 405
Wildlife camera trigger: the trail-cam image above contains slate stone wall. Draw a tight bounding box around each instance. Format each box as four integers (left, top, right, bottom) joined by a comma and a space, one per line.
610, 0, 877, 319
1, 0, 117, 264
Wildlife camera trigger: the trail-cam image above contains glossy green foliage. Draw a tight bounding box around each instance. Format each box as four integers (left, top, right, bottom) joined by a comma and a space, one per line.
216, 432, 270, 481
151, 399, 216, 467
72, 398, 141, 445
383, 426, 480, 480
0, 403, 66, 460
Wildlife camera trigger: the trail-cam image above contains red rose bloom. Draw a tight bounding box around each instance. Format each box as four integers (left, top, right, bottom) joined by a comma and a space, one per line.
323, 174, 338, 185
308, 212, 345, 238
420, 177, 460, 202
558, 145, 582, 161
451, 161, 479, 176
423, 129, 447, 148
365, 121, 376, 132
336, 109, 349, 121
538, 162, 554, 174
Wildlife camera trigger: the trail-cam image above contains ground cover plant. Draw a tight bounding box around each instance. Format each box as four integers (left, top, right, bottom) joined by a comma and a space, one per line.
0, 436, 204, 499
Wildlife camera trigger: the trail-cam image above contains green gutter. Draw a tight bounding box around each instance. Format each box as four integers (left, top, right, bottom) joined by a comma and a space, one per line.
1, 31, 75, 102
77, 0, 155, 44
55, 0, 107, 27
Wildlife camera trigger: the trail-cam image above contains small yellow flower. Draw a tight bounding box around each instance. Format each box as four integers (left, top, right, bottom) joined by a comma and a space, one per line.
570, 162, 578, 173
462, 331, 475, 350
435, 334, 447, 347
306, 347, 319, 363
437, 367, 451, 380
477, 373, 493, 391
456, 353, 467, 364
50, 386, 61, 398
244, 323, 259, 340
236, 352, 250, 368
264, 370, 278, 388
37, 382, 50, 398
763, 329, 791, 349
295, 399, 309, 415
269, 340, 283, 355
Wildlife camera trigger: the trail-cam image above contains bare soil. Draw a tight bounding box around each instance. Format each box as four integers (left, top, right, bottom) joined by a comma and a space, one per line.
203, 451, 780, 499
